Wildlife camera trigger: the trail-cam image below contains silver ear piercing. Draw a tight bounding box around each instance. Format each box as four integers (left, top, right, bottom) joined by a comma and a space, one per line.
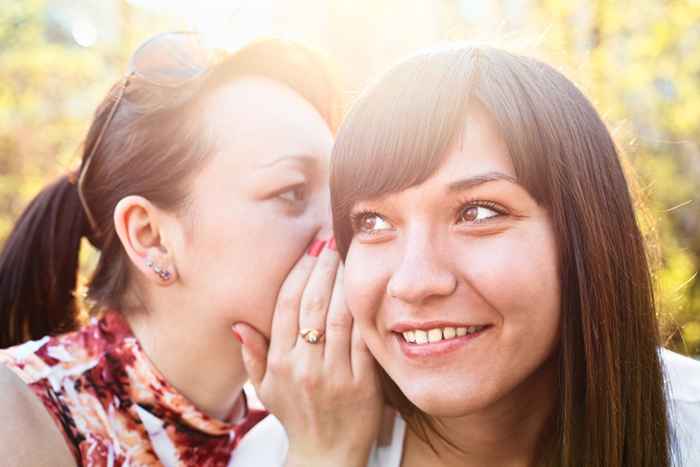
146, 259, 172, 281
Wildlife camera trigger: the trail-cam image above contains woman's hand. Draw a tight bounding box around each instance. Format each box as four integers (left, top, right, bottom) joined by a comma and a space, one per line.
233, 237, 383, 467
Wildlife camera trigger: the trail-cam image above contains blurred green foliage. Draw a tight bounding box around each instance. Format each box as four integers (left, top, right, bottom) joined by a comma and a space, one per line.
1, 0, 698, 355
529, 0, 700, 356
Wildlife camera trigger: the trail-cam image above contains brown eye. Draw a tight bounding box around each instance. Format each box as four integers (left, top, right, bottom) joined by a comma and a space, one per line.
458, 205, 500, 224
353, 212, 393, 233
360, 216, 377, 231
460, 206, 479, 222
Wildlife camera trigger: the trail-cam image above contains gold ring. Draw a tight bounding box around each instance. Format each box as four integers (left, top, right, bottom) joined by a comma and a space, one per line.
299, 328, 324, 344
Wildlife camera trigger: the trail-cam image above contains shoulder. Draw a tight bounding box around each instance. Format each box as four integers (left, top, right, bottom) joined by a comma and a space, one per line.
0, 336, 54, 384
0, 364, 76, 466
659, 349, 700, 464
660, 348, 700, 403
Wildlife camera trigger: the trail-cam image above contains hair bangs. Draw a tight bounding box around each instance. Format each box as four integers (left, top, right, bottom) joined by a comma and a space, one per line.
331, 48, 478, 255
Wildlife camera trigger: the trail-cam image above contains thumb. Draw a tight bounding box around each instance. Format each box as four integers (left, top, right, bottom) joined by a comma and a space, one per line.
233, 323, 269, 387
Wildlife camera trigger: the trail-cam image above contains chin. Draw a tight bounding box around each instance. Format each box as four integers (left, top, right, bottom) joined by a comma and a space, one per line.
402, 383, 493, 418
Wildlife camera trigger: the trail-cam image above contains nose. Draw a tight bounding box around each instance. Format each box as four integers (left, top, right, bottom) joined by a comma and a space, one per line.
386, 229, 457, 304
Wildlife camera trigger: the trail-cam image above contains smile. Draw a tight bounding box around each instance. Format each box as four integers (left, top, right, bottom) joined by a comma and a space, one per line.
390, 322, 493, 359
400, 325, 488, 344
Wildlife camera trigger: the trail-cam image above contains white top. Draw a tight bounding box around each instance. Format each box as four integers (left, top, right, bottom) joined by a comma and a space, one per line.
230, 349, 700, 466
662, 349, 700, 466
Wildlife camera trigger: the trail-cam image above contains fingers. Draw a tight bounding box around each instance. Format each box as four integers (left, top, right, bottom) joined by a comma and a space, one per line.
234, 323, 269, 387
296, 239, 340, 349
350, 318, 376, 381
323, 264, 353, 372
268, 240, 324, 359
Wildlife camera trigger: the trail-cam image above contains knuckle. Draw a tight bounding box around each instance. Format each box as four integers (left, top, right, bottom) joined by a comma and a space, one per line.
326, 314, 352, 333
301, 294, 326, 316
299, 372, 321, 393
316, 258, 337, 276
328, 380, 349, 398
267, 360, 289, 378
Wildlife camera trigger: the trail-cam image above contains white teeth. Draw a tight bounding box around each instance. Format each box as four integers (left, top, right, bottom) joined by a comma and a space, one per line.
427, 328, 443, 343
401, 325, 487, 344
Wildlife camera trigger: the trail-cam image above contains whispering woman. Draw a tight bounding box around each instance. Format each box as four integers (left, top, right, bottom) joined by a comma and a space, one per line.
0, 32, 382, 466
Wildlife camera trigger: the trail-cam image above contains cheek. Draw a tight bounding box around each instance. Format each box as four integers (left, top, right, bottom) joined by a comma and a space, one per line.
344, 248, 397, 371
182, 202, 316, 335
461, 224, 561, 344
344, 245, 389, 332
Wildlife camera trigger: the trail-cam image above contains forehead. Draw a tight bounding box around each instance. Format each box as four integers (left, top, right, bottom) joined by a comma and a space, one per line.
428, 105, 515, 187
199, 76, 333, 169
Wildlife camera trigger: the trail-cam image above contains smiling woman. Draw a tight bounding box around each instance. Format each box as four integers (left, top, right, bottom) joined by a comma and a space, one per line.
330, 45, 700, 467
341, 101, 562, 447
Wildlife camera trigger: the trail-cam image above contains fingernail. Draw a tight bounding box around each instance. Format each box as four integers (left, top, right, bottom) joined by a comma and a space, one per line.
231, 325, 244, 344
307, 239, 327, 257
327, 237, 337, 251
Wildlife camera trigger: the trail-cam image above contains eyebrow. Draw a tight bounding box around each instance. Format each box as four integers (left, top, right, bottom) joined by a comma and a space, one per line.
257, 153, 319, 169
446, 171, 519, 193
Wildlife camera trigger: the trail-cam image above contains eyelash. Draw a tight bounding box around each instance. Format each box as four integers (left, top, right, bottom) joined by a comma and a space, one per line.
350, 199, 508, 234
349, 209, 385, 234
454, 199, 507, 224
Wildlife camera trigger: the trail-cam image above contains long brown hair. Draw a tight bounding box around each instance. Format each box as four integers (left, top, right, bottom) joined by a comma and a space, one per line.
0, 38, 341, 348
331, 46, 672, 466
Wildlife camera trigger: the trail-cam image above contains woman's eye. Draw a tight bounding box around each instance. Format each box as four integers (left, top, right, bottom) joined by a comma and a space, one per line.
277, 186, 306, 203
354, 212, 393, 233
458, 205, 501, 224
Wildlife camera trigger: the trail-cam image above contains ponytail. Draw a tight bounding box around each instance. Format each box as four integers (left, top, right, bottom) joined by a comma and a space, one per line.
0, 175, 86, 347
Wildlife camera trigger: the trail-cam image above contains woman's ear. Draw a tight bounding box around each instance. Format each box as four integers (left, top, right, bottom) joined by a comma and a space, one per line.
113, 195, 178, 286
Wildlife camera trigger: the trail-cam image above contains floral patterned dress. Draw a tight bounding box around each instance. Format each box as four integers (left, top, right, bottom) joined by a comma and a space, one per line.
0, 310, 267, 466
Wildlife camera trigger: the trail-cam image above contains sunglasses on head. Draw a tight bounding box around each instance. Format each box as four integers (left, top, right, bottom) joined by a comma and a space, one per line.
77, 31, 221, 234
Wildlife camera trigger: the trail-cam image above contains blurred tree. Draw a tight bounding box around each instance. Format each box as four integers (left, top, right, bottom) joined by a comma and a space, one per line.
1, 0, 114, 238
0, 0, 174, 320
527, 0, 700, 354
1, 0, 699, 355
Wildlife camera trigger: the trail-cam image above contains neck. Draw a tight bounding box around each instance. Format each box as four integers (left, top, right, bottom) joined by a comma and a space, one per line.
124, 300, 247, 421
405, 361, 557, 467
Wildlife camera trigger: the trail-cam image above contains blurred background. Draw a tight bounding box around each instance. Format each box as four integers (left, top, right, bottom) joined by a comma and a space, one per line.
1, 0, 698, 356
